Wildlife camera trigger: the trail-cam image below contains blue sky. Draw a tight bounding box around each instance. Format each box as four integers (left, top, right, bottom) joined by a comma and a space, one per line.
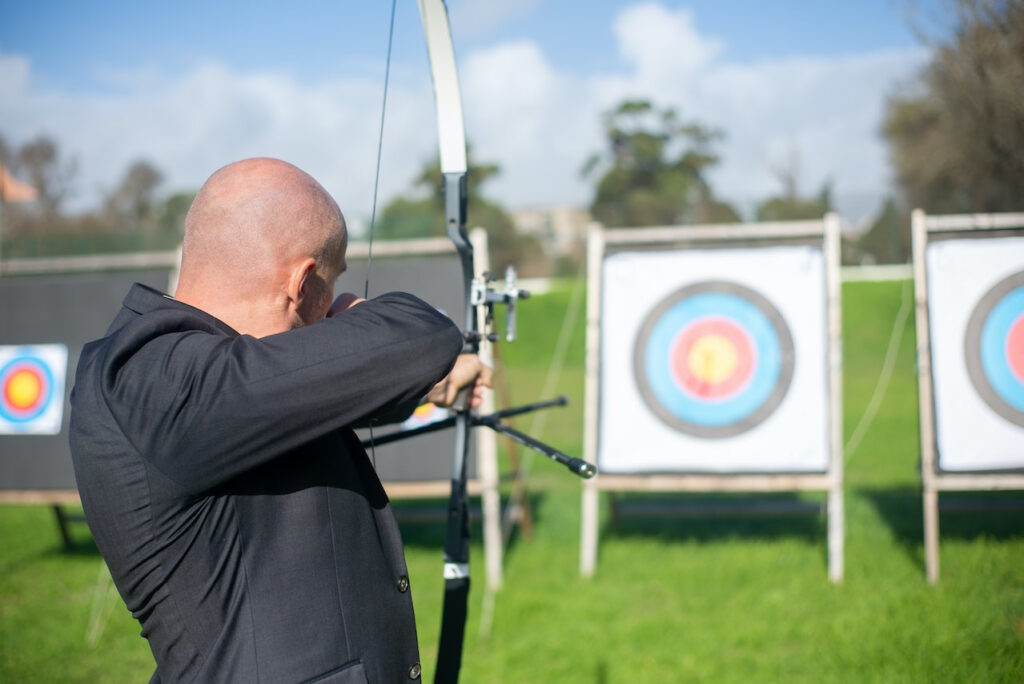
0, 1, 939, 227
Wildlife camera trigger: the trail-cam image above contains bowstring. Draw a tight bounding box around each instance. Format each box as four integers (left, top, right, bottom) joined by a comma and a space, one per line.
364, 0, 398, 469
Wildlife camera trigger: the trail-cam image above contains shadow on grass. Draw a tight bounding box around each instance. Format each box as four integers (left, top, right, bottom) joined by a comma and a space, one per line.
51, 536, 100, 556
19, 492, 554, 560
0, 521, 100, 579
393, 492, 547, 553
603, 492, 826, 545
862, 486, 1024, 570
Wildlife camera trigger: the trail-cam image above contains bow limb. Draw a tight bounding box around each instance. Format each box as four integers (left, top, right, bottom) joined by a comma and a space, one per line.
419, 0, 472, 305
417, 1, 475, 681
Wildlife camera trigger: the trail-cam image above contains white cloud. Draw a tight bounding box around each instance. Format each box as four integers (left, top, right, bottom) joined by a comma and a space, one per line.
590, 4, 928, 222
0, 2, 928, 227
612, 2, 723, 88
461, 41, 598, 207
460, 2, 927, 223
0, 53, 440, 223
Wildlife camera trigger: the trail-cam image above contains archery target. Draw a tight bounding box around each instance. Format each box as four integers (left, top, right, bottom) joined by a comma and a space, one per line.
401, 402, 450, 430
634, 281, 794, 438
600, 246, 829, 473
927, 237, 1024, 470
965, 270, 1024, 425
0, 344, 68, 435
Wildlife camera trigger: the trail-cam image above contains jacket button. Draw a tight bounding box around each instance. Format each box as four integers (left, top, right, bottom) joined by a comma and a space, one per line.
397, 575, 410, 593
408, 662, 421, 679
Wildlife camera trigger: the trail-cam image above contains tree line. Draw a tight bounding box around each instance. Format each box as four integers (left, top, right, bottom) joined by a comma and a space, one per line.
1, 0, 1019, 269
0, 135, 193, 258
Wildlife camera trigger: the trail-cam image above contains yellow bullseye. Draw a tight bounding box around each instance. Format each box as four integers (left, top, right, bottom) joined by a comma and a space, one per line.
412, 402, 437, 418
6, 369, 43, 409
687, 334, 738, 384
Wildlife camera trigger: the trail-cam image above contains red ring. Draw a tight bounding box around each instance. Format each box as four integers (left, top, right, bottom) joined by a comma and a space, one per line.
1006, 313, 1024, 384
2, 364, 47, 416
669, 317, 755, 400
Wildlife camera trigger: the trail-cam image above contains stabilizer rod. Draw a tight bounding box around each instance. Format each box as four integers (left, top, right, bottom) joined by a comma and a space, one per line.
360, 396, 596, 479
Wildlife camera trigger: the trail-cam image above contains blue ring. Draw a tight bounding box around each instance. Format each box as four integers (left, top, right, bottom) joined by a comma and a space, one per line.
979, 285, 1024, 412
644, 292, 781, 427
0, 356, 55, 424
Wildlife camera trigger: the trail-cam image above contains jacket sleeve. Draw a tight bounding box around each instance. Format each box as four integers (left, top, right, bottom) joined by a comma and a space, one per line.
101, 292, 463, 494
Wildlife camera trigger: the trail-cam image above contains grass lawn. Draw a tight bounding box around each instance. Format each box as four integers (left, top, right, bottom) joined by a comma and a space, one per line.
2, 278, 1022, 682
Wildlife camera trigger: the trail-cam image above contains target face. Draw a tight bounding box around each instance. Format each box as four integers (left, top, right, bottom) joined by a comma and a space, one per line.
0, 345, 68, 435
1, 358, 52, 422
964, 269, 1024, 427
600, 246, 829, 473
634, 281, 795, 438
400, 402, 449, 430
926, 236, 1024, 471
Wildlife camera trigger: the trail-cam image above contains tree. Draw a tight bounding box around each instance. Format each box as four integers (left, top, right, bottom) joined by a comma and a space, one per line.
0, 134, 76, 240
0, 134, 11, 169
103, 160, 164, 231
753, 151, 833, 221
374, 196, 437, 241
0, 134, 193, 257
375, 151, 544, 274
582, 99, 739, 227
883, 0, 1024, 212
856, 196, 911, 264
754, 182, 832, 222
158, 191, 196, 239
15, 135, 77, 217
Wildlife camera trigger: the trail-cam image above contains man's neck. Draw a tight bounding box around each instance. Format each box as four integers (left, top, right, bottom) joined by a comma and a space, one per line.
175, 288, 290, 338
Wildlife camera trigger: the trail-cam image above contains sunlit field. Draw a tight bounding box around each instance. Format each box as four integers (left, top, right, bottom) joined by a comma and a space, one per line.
1, 278, 1022, 682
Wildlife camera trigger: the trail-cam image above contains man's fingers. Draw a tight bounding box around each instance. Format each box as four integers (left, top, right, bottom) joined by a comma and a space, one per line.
475, 364, 494, 389
425, 354, 493, 408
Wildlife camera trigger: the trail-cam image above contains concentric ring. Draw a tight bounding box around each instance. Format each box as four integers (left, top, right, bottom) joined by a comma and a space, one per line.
0, 356, 54, 423
964, 269, 1024, 427
634, 281, 795, 438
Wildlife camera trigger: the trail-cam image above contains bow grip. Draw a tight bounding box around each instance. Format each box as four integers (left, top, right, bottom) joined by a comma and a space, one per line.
451, 385, 472, 413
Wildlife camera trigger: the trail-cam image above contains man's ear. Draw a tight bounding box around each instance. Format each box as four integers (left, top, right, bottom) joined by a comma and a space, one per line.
286, 257, 318, 311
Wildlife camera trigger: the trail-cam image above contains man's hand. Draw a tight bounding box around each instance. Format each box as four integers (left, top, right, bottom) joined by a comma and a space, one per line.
327, 293, 365, 317
426, 354, 493, 409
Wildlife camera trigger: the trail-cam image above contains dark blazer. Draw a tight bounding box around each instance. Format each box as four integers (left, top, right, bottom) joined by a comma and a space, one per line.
70, 284, 463, 683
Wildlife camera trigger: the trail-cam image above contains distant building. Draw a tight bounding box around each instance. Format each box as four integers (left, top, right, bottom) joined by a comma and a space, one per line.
511, 205, 592, 259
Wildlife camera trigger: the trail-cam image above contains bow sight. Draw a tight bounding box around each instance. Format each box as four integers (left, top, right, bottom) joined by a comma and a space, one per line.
472, 266, 528, 343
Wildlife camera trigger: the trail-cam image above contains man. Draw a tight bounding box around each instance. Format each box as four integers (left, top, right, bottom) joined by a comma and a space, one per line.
70, 158, 490, 683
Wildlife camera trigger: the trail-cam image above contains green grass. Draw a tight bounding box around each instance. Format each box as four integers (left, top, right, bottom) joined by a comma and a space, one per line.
2, 278, 1023, 682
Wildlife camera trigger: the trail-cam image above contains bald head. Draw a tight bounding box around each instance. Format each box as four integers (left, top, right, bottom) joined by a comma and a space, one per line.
175, 158, 347, 336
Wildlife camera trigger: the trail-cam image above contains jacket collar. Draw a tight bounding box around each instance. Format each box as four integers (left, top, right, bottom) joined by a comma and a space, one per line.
123, 283, 240, 336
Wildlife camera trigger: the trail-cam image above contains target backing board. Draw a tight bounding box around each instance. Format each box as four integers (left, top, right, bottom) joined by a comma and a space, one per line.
0, 345, 68, 435
334, 250, 477, 483
926, 236, 1024, 471
599, 245, 829, 473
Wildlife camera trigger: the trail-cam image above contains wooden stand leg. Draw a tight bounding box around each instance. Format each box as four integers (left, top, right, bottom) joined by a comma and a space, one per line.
480, 460, 503, 591
580, 478, 599, 577
52, 505, 74, 550
924, 487, 940, 584
827, 485, 844, 583
492, 342, 535, 544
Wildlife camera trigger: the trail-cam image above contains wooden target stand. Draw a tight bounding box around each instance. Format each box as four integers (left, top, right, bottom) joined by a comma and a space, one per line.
580, 217, 845, 582
911, 210, 1024, 584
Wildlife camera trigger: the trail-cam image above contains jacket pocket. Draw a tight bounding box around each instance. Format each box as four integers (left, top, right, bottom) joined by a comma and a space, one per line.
302, 660, 368, 684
